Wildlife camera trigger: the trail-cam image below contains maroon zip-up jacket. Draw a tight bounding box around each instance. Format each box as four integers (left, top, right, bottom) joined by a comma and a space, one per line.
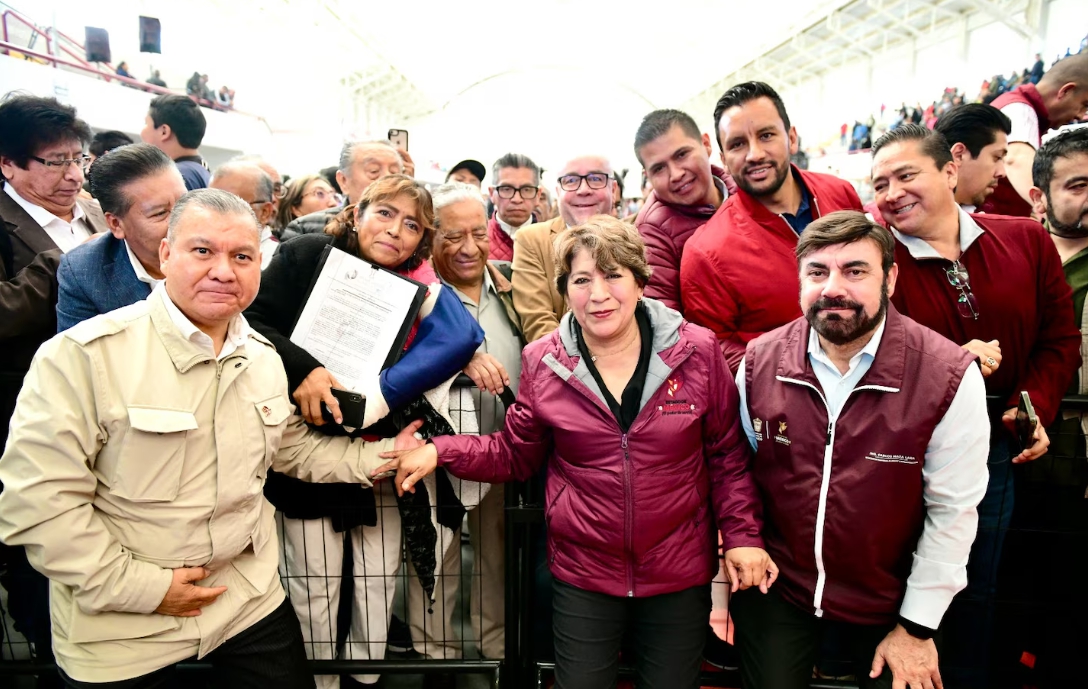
681, 166, 863, 374
745, 306, 977, 625
891, 212, 1079, 427
636, 165, 736, 313
433, 299, 764, 598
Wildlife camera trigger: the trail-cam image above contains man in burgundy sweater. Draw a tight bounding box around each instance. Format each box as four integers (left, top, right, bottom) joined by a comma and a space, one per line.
982, 51, 1088, 217
681, 81, 863, 373
871, 124, 1081, 687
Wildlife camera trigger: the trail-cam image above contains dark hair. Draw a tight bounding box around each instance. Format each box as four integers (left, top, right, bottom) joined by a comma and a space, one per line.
319, 165, 341, 194
712, 81, 791, 151
1033, 126, 1088, 193
90, 130, 135, 158
871, 124, 953, 171
325, 174, 434, 272
633, 109, 701, 164
796, 211, 896, 275
0, 93, 92, 169
88, 143, 176, 216
933, 104, 1011, 157
491, 153, 540, 186
148, 94, 207, 149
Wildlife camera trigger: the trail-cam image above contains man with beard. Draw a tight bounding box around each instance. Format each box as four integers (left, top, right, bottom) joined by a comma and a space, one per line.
933, 104, 1011, 212
872, 124, 1080, 688
681, 81, 863, 373
1032, 127, 1088, 312
732, 211, 989, 689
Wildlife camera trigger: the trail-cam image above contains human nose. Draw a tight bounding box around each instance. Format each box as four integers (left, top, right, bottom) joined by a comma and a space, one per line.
821, 270, 848, 298
745, 139, 766, 163
64, 160, 85, 183
588, 275, 609, 300
994, 159, 1007, 180
207, 253, 237, 281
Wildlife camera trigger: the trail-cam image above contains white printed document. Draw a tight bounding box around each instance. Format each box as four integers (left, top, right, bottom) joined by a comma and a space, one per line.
289, 246, 426, 391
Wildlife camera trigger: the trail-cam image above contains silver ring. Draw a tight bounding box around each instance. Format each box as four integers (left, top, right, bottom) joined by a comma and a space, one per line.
985, 357, 997, 367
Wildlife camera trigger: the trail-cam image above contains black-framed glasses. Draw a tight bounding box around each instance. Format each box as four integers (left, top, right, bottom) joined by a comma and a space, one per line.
558, 172, 610, 192
29, 154, 91, 173
495, 185, 539, 199
945, 260, 979, 320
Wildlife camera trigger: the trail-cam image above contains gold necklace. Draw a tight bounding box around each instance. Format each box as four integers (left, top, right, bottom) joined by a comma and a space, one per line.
587, 330, 640, 362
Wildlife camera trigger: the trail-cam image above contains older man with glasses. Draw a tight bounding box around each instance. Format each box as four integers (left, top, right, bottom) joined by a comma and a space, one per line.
209, 161, 279, 269
871, 123, 1080, 688
0, 92, 108, 685
511, 154, 617, 342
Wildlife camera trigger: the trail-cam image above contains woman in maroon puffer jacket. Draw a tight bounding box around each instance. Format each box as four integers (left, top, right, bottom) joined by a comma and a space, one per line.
375, 216, 776, 689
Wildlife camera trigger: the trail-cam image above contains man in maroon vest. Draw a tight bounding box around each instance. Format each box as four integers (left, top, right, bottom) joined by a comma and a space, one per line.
681, 81, 864, 373
733, 211, 989, 689
486, 152, 540, 267
871, 123, 1081, 687
982, 51, 1088, 216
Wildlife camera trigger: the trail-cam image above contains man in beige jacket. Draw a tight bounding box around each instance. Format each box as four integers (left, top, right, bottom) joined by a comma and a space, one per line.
511, 154, 617, 342
0, 188, 419, 688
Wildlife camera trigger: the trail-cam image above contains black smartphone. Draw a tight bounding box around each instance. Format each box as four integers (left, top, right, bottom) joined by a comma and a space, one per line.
1015, 391, 1038, 451
388, 128, 408, 152
321, 388, 366, 428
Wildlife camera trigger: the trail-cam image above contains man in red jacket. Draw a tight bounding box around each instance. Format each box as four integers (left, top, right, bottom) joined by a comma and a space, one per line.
982, 51, 1088, 216
734, 211, 989, 689
633, 109, 735, 313
871, 123, 1081, 687
681, 81, 863, 373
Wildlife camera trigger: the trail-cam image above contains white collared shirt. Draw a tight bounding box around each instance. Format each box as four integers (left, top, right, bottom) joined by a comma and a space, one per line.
892, 206, 985, 260
496, 215, 532, 238
735, 321, 990, 629
259, 226, 277, 270
4, 183, 94, 252
125, 242, 163, 289
155, 282, 251, 361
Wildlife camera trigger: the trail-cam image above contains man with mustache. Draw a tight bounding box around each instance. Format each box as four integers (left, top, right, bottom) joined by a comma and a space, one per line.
733, 211, 989, 689
872, 124, 1081, 687
681, 81, 863, 373
933, 104, 1011, 212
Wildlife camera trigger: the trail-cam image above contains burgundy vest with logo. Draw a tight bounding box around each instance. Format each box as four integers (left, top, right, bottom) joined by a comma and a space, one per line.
980, 84, 1052, 218
744, 306, 974, 625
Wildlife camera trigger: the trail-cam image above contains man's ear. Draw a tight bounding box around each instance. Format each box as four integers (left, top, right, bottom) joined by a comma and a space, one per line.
1029, 186, 1047, 219
105, 212, 126, 240
950, 142, 970, 164
701, 132, 713, 157
158, 237, 172, 270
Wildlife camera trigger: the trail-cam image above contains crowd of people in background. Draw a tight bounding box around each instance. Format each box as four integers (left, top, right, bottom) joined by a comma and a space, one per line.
1, 35, 1088, 689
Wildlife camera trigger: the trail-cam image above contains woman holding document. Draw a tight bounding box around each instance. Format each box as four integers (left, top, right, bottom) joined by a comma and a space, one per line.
245, 174, 483, 688
374, 217, 775, 689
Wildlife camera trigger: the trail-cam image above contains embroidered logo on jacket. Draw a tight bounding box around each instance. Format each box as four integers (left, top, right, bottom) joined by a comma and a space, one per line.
865, 452, 919, 465
660, 401, 696, 416
666, 377, 683, 397
774, 420, 791, 446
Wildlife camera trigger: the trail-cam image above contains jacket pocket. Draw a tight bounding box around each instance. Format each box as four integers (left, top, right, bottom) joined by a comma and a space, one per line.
113, 408, 198, 502
253, 396, 292, 476
67, 602, 181, 644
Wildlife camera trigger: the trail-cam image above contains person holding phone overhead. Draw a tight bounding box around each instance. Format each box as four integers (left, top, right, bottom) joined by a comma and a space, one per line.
870, 125, 1081, 687
245, 174, 483, 688
375, 216, 773, 689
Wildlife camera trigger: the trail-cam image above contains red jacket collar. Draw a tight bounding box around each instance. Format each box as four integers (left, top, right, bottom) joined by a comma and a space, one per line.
730, 164, 822, 226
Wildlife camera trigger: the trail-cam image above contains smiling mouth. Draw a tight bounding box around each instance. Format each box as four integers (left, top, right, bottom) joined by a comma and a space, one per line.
892, 203, 917, 215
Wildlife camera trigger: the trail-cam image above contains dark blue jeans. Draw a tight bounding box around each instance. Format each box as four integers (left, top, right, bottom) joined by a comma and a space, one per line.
942, 432, 1016, 688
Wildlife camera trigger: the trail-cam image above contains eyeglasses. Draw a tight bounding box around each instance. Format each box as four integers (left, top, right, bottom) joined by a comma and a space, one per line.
249, 199, 272, 208
558, 173, 610, 192
29, 155, 91, 173
272, 182, 287, 199
495, 185, 539, 199
303, 188, 341, 204
945, 260, 979, 320
440, 230, 490, 245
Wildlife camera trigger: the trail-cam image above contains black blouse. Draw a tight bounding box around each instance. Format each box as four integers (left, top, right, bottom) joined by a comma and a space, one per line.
575, 302, 653, 432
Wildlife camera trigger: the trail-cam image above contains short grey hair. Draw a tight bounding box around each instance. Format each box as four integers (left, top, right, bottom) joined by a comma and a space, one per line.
432, 182, 487, 229
167, 188, 259, 244
211, 161, 274, 203
338, 139, 403, 176
492, 152, 540, 186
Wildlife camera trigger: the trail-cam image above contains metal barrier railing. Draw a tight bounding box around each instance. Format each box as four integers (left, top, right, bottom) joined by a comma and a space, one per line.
2, 394, 1086, 688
